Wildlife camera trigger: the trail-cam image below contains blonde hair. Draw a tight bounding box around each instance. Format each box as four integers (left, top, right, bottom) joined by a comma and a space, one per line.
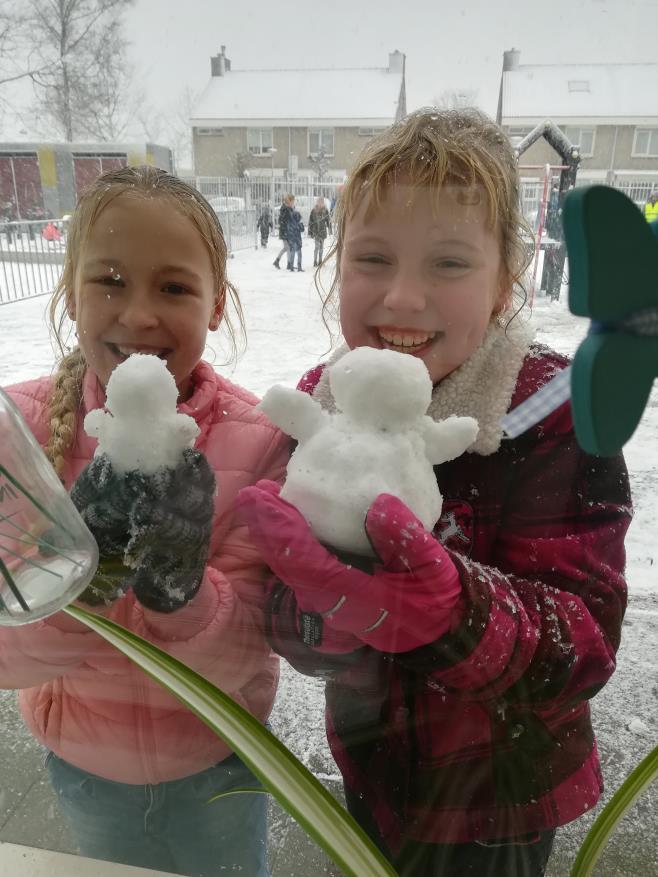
318, 107, 532, 331
46, 165, 244, 474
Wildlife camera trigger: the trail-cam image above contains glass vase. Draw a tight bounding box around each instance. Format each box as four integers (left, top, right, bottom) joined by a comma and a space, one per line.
0, 386, 98, 624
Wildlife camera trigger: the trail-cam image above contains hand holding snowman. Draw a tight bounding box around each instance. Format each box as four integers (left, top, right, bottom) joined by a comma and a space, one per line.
71, 354, 216, 612
238, 347, 478, 653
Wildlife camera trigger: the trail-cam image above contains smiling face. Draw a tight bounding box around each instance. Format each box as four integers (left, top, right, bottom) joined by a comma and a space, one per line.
339, 184, 507, 385
69, 194, 222, 401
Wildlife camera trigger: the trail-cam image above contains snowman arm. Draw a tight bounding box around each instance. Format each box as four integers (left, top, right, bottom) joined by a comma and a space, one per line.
258, 385, 327, 441
422, 415, 479, 466
83, 408, 107, 439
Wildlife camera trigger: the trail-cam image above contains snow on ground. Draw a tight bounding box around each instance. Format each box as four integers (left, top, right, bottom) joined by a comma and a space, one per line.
0, 238, 657, 875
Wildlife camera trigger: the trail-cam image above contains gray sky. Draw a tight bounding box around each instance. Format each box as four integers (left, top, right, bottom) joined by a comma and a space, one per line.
126, 0, 658, 119
2, 0, 657, 141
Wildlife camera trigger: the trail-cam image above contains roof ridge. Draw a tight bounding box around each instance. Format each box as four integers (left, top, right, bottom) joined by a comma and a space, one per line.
514, 61, 658, 69
225, 66, 388, 73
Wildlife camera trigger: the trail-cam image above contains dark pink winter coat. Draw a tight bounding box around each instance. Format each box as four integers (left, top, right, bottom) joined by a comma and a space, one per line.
264, 343, 632, 849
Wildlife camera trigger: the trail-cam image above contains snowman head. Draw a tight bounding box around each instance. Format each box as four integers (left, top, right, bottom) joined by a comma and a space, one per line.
106, 353, 178, 419
330, 346, 432, 428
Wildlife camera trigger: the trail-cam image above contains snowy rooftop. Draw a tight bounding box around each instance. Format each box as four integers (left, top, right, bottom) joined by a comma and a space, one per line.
501, 62, 658, 124
191, 66, 405, 127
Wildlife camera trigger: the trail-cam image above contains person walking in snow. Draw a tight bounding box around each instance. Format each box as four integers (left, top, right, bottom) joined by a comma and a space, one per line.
256, 203, 274, 247
273, 193, 294, 269
308, 196, 332, 266
1, 165, 288, 877
286, 208, 305, 271
644, 189, 658, 223
238, 108, 632, 877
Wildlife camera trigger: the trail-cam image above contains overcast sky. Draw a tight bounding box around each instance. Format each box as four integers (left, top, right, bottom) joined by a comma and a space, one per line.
126, 0, 658, 118
2, 0, 657, 141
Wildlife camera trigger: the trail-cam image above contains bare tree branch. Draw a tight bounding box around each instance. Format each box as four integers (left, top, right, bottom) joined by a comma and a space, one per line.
26, 0, 135, 141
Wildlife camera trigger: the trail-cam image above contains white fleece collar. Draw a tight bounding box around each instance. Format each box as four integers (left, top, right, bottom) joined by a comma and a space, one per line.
310, 317, 535, 456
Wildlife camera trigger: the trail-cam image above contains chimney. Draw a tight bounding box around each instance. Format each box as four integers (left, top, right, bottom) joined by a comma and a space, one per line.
211, 46, 231, 77
388, 50, 405, 74
502, 48, 520, 72
497, 48, 520, 124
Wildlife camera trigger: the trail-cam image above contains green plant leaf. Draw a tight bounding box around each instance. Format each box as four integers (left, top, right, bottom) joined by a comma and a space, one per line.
65, 604, 397, 877
570, 743, 658, 876
207, 786, 267, 803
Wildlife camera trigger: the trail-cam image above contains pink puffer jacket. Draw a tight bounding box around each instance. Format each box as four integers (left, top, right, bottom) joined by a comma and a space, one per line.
1, 361, 290, 784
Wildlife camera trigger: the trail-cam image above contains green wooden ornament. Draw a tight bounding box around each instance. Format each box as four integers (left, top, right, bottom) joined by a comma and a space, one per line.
563, 185, 658, 456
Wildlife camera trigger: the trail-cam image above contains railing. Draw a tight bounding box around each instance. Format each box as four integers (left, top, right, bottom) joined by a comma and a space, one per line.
2, 174, 657, 305
0, 219, 68, 305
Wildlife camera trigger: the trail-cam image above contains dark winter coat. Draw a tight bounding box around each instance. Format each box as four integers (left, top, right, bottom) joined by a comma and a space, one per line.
257, 207, 273, 234
308, 205, 332, 240
264, 339, 631, 852
278, 203, 293, 240
287, 210, 304, 248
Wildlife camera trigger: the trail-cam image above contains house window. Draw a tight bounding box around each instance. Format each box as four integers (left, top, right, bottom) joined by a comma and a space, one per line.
507, 126, 532, 138
308, 128, 334, 156
564, 126, 595, 157
568, 80, 590, 92
247, 128, 273, 155
633, 128, 658, 157
358, 127, 386, 137
196, 127, 224, 136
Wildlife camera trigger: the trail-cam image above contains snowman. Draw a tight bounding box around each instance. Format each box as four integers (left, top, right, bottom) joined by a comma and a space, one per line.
84, 353, 200, 475
259, 346, 479, 555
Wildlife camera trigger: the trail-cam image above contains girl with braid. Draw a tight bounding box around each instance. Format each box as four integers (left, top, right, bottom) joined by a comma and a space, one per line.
1, 166, 288, 877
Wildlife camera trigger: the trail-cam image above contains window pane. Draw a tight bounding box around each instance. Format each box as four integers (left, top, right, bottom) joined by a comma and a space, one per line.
649, 128, 658, 155
635, 129, 650, 154
581, 129, 594, 155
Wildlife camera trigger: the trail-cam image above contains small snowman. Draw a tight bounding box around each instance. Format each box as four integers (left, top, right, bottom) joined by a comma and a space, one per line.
260, 346, 479, 555
84, 354, 199, 475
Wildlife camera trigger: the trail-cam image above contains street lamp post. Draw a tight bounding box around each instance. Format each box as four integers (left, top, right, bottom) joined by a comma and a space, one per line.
267, 147, 277, 207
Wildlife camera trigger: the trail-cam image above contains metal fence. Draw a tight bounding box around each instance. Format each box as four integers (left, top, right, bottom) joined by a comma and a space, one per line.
0, 219, 68, 304
2, 174, 657, 304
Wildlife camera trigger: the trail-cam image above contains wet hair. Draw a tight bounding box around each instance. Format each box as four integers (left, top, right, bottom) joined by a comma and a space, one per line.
45, 164, 244, 475
318, 107, 532, 333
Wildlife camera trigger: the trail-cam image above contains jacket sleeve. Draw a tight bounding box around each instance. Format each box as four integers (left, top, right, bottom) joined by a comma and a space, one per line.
397, 400, 632, 711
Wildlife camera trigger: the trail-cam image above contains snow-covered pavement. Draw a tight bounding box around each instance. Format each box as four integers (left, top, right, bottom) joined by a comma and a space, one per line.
0, 238, 656, 875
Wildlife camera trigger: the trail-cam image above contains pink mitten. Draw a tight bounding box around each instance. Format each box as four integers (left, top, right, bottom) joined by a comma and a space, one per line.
237, 480, 462, 653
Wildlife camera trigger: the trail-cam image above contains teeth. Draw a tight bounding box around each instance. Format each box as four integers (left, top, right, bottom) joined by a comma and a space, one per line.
378, 331, 435, 348
116, 346, 166, 357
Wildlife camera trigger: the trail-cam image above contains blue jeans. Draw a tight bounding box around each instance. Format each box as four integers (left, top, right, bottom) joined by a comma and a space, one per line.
47, 751, 270, 876
287, 243, 301, 269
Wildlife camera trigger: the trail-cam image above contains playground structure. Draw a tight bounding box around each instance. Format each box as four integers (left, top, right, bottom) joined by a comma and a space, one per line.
515, 120, 581, 302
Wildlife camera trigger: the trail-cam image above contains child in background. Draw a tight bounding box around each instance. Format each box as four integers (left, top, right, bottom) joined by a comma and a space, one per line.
237, 109, 632, 877
42, 219, 62, 243
1, 166, 288, 877
286, 208, 305, 271
257, 203, 274, 247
